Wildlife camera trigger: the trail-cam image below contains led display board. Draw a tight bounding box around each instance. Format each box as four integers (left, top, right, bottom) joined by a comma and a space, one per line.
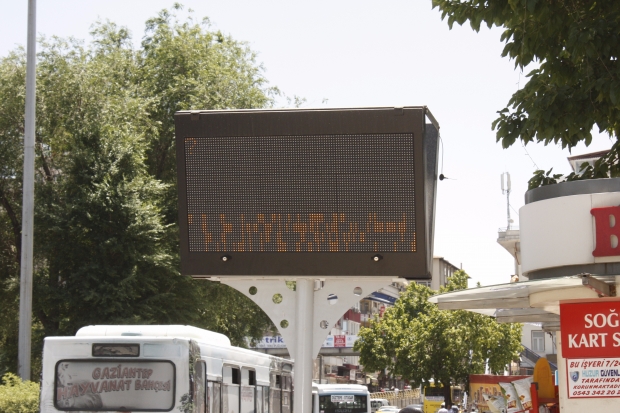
175, 107, 439, 278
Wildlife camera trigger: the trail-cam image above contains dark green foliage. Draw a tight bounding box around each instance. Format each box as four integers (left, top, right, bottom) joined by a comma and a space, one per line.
355, 271, 522, 407
197, 283, 277, 347
527, 168, 565, 190
139, 6, 278, 222
0, 48, 28, 380
433, 0, 620, 186
0, 5, 275, 376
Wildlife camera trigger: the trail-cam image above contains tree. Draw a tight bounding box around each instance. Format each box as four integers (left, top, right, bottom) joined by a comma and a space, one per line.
0, 5, 276, 376
432, 0, 620, 186
355, 271, 522, 407
138, 6, 278, 222
32, 32, 194, 335
0, 49, 25, 377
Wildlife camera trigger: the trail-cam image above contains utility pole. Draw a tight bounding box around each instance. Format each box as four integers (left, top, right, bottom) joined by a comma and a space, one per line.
19, 0, 37, 381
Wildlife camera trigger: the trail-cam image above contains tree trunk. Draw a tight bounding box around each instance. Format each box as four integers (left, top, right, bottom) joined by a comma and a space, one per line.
443, 383, 452, 410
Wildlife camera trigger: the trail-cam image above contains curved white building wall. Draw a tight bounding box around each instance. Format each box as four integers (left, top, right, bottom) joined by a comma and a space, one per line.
520, 191, 620, 274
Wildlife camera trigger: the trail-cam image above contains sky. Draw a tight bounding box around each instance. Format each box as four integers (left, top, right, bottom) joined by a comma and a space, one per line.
1, 0, 614, 287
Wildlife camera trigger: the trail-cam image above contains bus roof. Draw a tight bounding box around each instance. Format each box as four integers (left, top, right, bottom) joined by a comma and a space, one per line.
75, 325, 231, 347
312, 383, 369, 394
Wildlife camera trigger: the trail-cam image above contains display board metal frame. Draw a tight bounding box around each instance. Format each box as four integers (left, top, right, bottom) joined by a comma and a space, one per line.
175, 107, 439, 279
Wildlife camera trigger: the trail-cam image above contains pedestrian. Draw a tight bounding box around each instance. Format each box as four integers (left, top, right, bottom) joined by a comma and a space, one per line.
438, 402, 449, 413
451, 405, 459, 413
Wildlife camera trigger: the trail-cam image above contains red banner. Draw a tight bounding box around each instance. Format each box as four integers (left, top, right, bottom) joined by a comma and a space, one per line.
560, 300, 620, 358
334, 335, 346, 347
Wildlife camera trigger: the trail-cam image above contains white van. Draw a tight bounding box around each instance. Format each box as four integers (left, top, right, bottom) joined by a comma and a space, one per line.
370, 398, 390, 412
312, 383, 371, 413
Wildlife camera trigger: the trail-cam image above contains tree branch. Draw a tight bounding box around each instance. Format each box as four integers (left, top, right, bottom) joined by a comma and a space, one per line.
37, 143, 54, 182
0, 185, 21, 265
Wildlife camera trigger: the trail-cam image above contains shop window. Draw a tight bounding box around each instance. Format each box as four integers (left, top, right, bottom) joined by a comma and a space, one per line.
532, 331, 545, 352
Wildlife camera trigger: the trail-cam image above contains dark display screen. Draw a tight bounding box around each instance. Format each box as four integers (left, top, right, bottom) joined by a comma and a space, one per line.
175, 107, 437, 278
184, 133, 415, 253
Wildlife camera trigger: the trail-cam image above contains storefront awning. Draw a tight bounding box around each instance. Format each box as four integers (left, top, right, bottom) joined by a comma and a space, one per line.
428, 274, 618, 330
366, 291, 398, 305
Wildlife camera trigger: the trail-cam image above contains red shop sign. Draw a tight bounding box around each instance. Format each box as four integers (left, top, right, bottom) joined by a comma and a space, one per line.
334, 335, 346, 347
560, 300, 620, 358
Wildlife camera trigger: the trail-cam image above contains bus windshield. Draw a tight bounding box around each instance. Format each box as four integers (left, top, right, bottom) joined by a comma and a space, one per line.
319, 395, 368, 413
424, 385, 462, 399
452, 387, 463, 403
424, 385, 444, 398
55, 359, 175, 411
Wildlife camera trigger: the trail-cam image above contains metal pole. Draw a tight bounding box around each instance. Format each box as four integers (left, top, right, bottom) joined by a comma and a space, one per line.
294, 278, 314, 413
506, 189, 511, 230
18, 0, 37, 381
505, 172, 511, 230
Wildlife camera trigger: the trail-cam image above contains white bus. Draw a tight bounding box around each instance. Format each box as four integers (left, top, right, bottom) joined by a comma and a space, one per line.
312, 383, 370, 413
40, 325, 293, 413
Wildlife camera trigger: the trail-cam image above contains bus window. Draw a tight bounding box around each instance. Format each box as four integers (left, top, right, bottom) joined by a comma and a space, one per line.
223, 383, 240, 413
262, 385, 270, 413
208, 381, 221, 413
424, 385, 444, 398
452, 387, 463, 403
241, 368, 256, 413
92, 343, 139, 357
270, 373, 281, 413
281, 375, 291, 413
223, 366, 240, 413
423, 384, 463, 413
232, 367, 241, 384
194, 361, 206, 413
256, 386, 263, 413
318, 395, 368, 413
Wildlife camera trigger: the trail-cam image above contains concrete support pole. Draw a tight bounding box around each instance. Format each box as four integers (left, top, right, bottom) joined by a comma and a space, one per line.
18, 0, 37, 381
221, 276, 397, 412
294, 278, 314, 413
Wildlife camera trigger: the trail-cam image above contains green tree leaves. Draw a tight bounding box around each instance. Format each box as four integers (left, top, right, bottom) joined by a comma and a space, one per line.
138, 6, 277, 222
355, 271, 522, 407
433, 0, 620, 186
0, 6, 276, 375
